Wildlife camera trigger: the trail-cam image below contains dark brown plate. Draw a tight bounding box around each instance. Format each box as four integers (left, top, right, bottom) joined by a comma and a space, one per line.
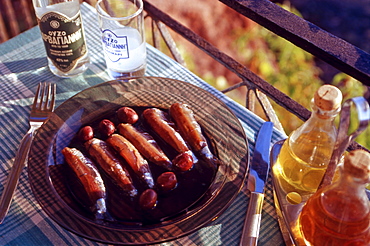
28, 77, 249, 245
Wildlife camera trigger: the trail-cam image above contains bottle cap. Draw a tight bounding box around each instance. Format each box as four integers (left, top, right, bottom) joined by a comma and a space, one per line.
344, 149, 370, 183
314, 84, 343, 111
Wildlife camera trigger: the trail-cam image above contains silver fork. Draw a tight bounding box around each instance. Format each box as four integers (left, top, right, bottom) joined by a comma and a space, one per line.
0, 82, 56, 224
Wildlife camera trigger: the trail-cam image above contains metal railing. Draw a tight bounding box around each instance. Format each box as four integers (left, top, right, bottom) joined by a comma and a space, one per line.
142, 0, 370, 151
1, 0, 368, 151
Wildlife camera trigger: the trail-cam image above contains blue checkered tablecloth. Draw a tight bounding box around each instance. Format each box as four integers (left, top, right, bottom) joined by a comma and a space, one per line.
0, 3, 286, 245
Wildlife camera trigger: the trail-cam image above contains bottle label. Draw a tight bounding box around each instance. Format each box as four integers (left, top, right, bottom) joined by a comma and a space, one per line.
39, 11, 87, 73
102, 29, 130, 62
101, 28, 146, 72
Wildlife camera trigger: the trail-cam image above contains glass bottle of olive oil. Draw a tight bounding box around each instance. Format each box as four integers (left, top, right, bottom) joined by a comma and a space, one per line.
273, 84, 342, 200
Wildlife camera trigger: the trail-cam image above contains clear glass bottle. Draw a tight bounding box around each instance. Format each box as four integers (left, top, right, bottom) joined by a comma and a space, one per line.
32, 0, 90, 77
299, 149, 370, 245
273, 84, 342, 199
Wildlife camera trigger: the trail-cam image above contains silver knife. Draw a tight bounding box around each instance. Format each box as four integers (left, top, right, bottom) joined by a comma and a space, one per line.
240, 121, 274, 246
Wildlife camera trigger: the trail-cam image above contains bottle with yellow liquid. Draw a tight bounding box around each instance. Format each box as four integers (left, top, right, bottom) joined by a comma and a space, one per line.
273, 84, 343, 200
299, 149, 370, 245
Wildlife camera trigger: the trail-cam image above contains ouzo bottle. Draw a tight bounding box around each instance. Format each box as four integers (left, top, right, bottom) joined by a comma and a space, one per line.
32, 0, 90, 77
299, 149, 370, 245
272, 84, 343, 200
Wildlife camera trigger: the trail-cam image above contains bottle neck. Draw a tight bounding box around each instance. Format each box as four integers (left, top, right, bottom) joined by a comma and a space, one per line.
306, 110, 336, 126
328, 165, 368, 195
290, 106, 338, 141
33, 0, 80, 18
291, 100, 339, 139
310, 98, 341, 120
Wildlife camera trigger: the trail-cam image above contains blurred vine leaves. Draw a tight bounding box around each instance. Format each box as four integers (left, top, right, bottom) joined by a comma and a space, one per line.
213, 4, 369, 149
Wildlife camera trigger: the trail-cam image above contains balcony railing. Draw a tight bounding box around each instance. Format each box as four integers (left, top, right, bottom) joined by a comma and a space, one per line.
141, 0, 370, 151
1, 0, 369, 151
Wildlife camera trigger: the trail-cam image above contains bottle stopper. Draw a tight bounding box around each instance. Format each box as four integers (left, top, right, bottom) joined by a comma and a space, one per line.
314, 84, 343, 111
344, 149, 370, 183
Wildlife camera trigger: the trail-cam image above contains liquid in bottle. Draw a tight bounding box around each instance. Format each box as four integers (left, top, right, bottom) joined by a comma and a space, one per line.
273, 85, 342, 199
33, 0, 90, 77
299, 149, 370, 245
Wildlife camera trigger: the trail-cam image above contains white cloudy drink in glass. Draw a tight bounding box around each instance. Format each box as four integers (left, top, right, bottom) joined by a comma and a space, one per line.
96, 0, 146, 79
102, 27, 146, 78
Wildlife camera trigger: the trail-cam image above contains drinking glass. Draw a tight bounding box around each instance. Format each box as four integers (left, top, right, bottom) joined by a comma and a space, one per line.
96, 0, 146, 79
